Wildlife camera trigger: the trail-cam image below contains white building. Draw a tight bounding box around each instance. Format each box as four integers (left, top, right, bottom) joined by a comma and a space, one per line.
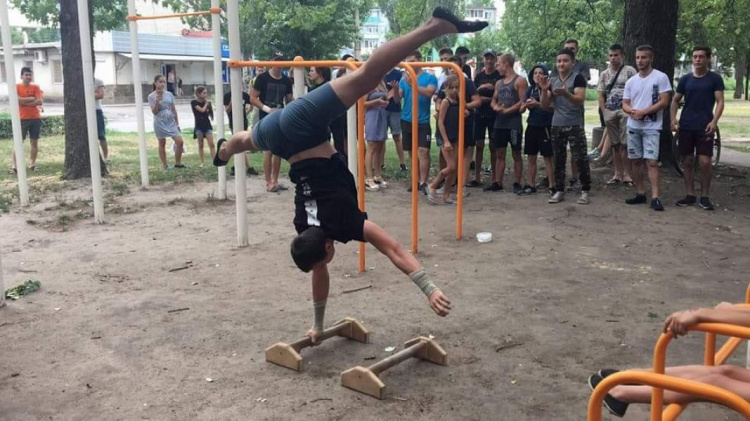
360, 8, 389, 57
0, 0, 229, 103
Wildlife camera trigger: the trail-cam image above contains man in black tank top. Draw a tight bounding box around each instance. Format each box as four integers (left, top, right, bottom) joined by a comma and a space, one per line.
485, 54, 528, 193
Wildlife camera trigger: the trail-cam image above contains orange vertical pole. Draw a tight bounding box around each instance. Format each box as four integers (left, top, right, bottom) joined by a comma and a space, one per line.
704, 333, 717, 366
453, 63, 465, 240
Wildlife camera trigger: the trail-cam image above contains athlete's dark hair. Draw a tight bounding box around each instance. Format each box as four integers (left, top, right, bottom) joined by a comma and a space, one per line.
564, 38, 579, 47
311, 66, 332, 83
446, 55, 463, 66
557, 48, 576, 61
291, 227, 328, 273
20, 66, 33, 76
409, 50, 422, 60
693, 46, 712, 58
455, 46, 470, 56
609, 44, 624, 53
438, 47, 453, 56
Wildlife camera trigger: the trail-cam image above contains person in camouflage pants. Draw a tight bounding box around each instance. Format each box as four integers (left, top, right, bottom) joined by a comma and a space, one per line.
551, 125, 591, 193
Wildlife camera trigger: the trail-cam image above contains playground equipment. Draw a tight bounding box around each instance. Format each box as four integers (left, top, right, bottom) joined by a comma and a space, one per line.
265, 317, 369, 371
341, 336, 447, 399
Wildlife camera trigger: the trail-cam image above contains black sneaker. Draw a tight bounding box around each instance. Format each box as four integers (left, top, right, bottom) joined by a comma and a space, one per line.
246, 167, 259, 176
483, 182, 503, 192
676, 195, 697, 207
518, 185, 537, 196
400, 164, 407, 172
625, 194, 647, 205
588, 373, 629, 417
419, 182, 429, 196
174, 164, 187, 169
536, 177, 549, 190
466, 180, 482, 188
699, 196, 715, 210
650, 198, 665, 211
598, 369, 619, 378
512, 182, 523, 194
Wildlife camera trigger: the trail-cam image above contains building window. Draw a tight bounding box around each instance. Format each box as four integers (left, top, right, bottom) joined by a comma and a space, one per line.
52, 60, 63, 84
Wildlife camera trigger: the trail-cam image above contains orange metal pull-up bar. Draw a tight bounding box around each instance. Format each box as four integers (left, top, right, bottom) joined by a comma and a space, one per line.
126, 8, 221, 21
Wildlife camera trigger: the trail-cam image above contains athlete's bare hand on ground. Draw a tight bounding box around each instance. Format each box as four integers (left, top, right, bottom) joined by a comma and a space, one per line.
306, 328, 322, 345
428, 290, 452, 317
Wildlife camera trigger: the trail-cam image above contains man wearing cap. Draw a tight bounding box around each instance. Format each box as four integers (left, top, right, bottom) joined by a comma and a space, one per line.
251, 54, 294, 192
470, 49, 501, 187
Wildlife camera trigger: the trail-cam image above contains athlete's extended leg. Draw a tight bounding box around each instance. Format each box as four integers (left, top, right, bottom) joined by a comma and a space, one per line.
330, 8, 487, 107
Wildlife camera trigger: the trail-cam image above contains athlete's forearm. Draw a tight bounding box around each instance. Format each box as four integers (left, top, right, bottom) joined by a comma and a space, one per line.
311, 265, 329, 331
697, 307, 750, 328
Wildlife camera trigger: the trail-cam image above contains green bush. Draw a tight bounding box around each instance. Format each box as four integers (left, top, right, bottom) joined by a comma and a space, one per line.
0, 114, 66, 139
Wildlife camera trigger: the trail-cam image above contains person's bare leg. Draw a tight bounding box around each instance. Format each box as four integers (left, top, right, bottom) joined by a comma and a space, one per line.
30, 139, 38, 167
365, 141, 375, 181
197, 134, 205, 164
263, 151, 273, 188
374, 142, 385, 178
490, 148, 497, 179
512, 149, 523, 185
612, 145, 624, 180
474, 140, 484, 182
632, 159, 644, 195
699, 154, 712, 196
494, 148, 507, 185
206, 133, 216, 161
418, 147, 430, 184
158, 138, 168, 167
527, 155, 537, 187
544, 156, 555, 188
100, 141, 109, 161
683, 154, 696, 196
439, 149, 446, 171
464, 146, 475, 185
647, 159, 660, 198
379, 140, 387, 171
394, 135, 405, 166
272, 155, 281, 185
330, 9, 487, 107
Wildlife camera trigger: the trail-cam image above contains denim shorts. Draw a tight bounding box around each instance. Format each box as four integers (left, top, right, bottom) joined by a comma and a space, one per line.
627, 128, 660, 160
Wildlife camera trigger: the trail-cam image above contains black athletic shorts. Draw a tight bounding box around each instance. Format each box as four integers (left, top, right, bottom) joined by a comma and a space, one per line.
290, 153, 367, 243
474, 115, 495, 143
491, 128, 522, 151
400, 120, 432, 150
524, 126, 553, 157
253, 83, 347, 160
21, 119, 42, 141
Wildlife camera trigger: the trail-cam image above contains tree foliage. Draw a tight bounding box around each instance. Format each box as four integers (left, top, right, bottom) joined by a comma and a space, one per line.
676, 0, 750, 68
11, 0, 127, 32
499, 0, 624, 68
377, 0, 463, 51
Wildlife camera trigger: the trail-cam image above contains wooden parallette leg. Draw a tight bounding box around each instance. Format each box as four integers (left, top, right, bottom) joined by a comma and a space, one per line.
340, 336, 447, 399
265, 317, 369, 371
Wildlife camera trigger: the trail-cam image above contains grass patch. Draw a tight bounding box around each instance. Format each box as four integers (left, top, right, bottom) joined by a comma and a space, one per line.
724, 142, 750, 154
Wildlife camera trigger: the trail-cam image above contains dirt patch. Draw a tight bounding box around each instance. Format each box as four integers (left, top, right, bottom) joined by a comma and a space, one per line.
1, 166, 750, 420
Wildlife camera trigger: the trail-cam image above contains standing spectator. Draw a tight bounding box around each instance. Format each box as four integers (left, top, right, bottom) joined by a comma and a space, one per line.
11, 67, 43, 174
435, 47, 454, 89
148, 74, 185, 170
598, 44, 637, 185
520, 64, 555, 195
540, 49, 591, 205
393, 50, 438, 194
223, 85, 257, 176
383, 68, 407, 172
455, 46, 473, 78
94, 78, 109, 163
428, 74, 461, 204
167, 68, 176, 95
622, 45, 672, 211
487, 54, 528, 193
470, 49, 502, 188
671, 46, 725, 210
308, 66, 331, 91
191, 86, 216, 167
177, 77, 184, 97
252, 55, 294, 193
364, 82, 390, 191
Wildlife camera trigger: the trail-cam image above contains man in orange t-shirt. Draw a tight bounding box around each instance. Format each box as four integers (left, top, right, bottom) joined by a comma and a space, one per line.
11, 67, 44, 174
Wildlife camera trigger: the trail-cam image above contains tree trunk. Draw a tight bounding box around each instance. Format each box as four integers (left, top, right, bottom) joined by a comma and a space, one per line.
734, 51, 745, 100
60, 0, 106, 179
622, 0, 679, 164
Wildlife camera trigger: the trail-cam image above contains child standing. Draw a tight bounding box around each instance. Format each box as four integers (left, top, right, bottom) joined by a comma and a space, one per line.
364, 82, 390, 191
428, 75, 460, 204
191, 86, 216, 167
148, 74, 185, 169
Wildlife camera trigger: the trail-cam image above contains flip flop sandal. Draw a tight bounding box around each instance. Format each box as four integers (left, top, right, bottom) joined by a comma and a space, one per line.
267, 185, 281, 193
277, 184, 289, 191
427, 192, 443, 205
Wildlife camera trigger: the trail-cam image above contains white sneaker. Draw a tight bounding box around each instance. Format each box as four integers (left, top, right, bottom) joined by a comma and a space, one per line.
374, 177, 388, 188
548, 191, 564, 203
577, 191, 590, 204
365, 180, 380, 192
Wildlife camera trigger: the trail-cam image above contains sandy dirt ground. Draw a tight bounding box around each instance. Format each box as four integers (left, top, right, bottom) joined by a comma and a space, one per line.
2, 164, 750, 421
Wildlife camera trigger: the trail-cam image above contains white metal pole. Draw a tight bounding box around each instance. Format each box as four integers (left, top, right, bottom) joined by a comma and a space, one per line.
346, 66, 357, 177
292, 56, 305, 99
210, 0, 227, 199
127, 0, 150, 188
0, 242, 5, 309
77, 0, 104, 223
227, 0, 248, 246
0, 0, 30, 206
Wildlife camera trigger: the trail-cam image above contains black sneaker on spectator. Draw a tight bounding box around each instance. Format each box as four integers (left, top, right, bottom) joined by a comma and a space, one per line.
676, 195, 697, 207
699, 196, 715, 210
625, 194, 647, 205
483, 182, 503, 192
512, 182, 523, 194
518, 185, 536, 196
400, 164, 407, 172
536, 177, 549, 190
419, 182, 429, 196
247, 167, 259, 176
588, 373, 629, 417
650, 198, 665, 211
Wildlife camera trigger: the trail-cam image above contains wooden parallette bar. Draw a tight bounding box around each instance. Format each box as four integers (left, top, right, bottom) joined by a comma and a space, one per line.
265, 317, 369, 371
340, 336, 447, 399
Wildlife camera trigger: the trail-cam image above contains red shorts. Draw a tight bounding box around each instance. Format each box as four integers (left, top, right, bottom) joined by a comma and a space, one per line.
678, 130, 714, 157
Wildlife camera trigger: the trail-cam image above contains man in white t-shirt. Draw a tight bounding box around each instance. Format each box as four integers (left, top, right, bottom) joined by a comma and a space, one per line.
622, 45, 672, 211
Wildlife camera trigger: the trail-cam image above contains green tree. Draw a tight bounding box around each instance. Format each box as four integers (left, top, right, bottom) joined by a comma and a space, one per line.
377, 0, 463, 52
12, 0, 125, 178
